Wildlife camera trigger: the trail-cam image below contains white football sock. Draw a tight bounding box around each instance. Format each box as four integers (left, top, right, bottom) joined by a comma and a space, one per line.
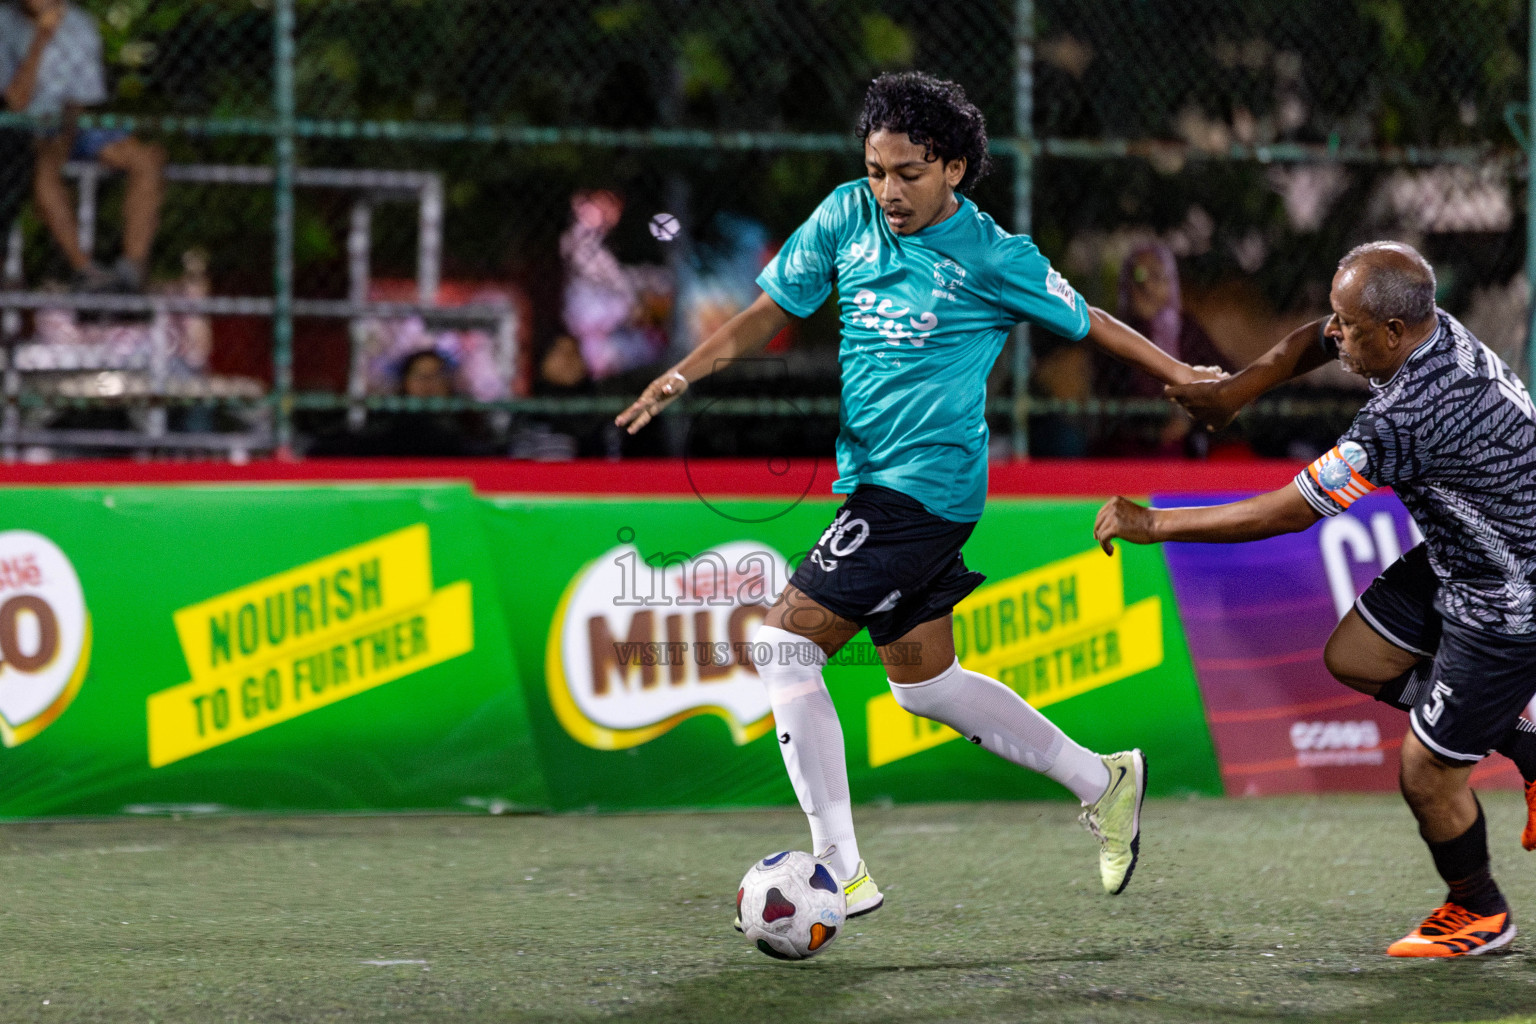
889, 658, 1110, 803
752, 624, 861, 880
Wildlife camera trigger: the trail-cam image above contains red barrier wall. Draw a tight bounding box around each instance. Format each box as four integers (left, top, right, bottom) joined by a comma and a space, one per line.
0, 458, 1302, 496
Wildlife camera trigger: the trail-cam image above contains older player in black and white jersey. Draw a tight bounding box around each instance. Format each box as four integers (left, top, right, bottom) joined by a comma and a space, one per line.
1097, 241, 1536, 958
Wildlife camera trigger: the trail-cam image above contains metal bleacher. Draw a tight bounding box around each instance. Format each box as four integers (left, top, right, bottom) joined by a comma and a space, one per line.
0, 162, 517, 459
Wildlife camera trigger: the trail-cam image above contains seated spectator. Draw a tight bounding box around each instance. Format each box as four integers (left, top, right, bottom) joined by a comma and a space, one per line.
538, 334, 591, 393
1093, 242, 1232, 457
309, 349, 490, 457
399, 349, 454, 402
0, 0, 164, 292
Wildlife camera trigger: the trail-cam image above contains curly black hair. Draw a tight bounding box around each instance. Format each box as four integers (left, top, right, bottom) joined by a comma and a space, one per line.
856, 72, 992, 191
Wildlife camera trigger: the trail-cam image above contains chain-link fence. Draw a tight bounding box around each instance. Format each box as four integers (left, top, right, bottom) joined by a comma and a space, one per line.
0, 0, 1529, 460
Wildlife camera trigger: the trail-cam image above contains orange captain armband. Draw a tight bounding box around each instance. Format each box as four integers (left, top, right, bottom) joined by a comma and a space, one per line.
1305, 441, 1378, 511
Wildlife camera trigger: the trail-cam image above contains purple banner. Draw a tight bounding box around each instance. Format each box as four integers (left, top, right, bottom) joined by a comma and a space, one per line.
1156, 490, 1521, 796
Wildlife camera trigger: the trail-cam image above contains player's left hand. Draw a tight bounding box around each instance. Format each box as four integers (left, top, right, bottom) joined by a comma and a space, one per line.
615, 370, 688, 434
1165, 375, 1243, 432
1094, 496, 1157, 555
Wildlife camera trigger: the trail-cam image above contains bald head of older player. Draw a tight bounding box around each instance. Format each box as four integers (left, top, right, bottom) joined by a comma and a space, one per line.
1325, 241, 1440, 380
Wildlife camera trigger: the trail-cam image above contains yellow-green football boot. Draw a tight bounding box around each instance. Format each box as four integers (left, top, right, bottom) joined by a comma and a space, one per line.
1078, 749, 1146, 895
840, 859, 883, 918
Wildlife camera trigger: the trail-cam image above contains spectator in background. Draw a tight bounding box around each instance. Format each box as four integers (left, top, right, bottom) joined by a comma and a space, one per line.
399, 349, 454, 402
505, 333, 594, 460
560, 189, 671, 379
0, 0, 164, 292
1094, 242, 1231, 456
538, 334, 591, 393
309, 349, 487, 457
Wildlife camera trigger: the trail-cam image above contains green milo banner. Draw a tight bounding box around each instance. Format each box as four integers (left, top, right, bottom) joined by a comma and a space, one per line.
0, 485, 546, 816
0, 485, 1219, 816
485, 496, 1221, 812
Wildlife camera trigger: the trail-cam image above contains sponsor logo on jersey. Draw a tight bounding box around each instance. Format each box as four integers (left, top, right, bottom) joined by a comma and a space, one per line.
931, 259, 966, 301
0, 531, 91, 747
1045, 267, 1077, 309
548, 541, 789, 750
849, 289, 938, 349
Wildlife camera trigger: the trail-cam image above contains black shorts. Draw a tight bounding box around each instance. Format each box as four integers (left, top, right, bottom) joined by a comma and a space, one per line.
1409, 619, 1536, 764
1360, 546, 1536, 763
788, 485, 986, 647
1355, 544, 1442, 657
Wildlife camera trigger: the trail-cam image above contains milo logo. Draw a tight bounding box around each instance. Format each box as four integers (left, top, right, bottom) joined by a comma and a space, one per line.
546, 541, 789, 750
0, 531, 91, 746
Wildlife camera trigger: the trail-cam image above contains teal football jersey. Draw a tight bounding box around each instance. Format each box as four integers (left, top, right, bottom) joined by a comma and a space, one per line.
757, 180, 1090, 522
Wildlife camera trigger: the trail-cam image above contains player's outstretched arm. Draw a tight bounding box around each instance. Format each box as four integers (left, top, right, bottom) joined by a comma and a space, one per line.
1082, 307, 1226, 388
1165, 316, 1332, 432
1093, 485, 1321, 555
615, 291, 792, 435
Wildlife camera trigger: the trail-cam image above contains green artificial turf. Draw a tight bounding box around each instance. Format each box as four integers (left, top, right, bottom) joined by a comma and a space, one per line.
3, 794, 1536, 1023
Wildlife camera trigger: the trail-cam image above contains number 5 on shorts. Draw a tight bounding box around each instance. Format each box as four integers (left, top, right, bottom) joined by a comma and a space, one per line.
1421, 681, 1453, 727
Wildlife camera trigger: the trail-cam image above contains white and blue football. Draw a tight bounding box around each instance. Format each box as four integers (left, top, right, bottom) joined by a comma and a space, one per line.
736, 851, 847, 960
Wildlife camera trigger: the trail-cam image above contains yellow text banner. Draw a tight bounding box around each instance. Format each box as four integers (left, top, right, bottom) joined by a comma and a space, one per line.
148, 580, 472, 767
171, 524, 433, 683
950, 547, 1123, 664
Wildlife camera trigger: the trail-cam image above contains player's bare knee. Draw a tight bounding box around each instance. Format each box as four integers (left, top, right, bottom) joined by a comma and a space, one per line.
1399, 747, 1468, 814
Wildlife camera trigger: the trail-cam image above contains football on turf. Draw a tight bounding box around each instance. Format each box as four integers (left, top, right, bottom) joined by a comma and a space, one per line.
736, 851, 847, 960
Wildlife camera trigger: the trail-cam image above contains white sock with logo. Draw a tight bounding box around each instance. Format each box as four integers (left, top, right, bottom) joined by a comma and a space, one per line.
752, 624, 861, 880
889, 658, 1110, 803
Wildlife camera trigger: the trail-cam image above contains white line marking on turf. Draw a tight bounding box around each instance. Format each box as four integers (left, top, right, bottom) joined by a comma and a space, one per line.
39, 845, 168, 859
877, 824, 960, 835
362, 959, 428, 966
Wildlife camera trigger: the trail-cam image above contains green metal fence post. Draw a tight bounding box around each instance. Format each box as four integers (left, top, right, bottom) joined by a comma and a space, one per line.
273, 0, 296, 453
1011, 0, 1035, 458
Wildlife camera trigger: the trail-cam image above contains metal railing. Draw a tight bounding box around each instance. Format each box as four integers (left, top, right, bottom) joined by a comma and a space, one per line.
0, 0, 1527, 460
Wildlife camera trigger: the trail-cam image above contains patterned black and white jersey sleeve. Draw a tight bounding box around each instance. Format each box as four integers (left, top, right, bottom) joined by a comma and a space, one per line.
1294, 410, 1414, 518
1300, 311, 1536, 636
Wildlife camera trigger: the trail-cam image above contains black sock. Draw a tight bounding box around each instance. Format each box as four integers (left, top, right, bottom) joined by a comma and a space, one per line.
1426, 800, 1507, 916
1375, 663, 1431, 713
1493, 719, 1536, 785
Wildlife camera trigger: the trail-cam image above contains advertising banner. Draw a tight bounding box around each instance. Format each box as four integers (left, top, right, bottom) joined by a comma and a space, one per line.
1158, 490, 1522, 796
0, 482, 1222, 817
0, 485, 545, 816
484, 495, 1222, 812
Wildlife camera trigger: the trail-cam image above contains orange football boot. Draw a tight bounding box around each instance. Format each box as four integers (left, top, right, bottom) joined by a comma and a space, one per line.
1522, 780, 1536, 851
1386, 902, 1516, 958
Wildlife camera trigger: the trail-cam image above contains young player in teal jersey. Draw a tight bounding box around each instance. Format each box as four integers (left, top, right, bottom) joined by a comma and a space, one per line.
618, 72, 1221, 923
